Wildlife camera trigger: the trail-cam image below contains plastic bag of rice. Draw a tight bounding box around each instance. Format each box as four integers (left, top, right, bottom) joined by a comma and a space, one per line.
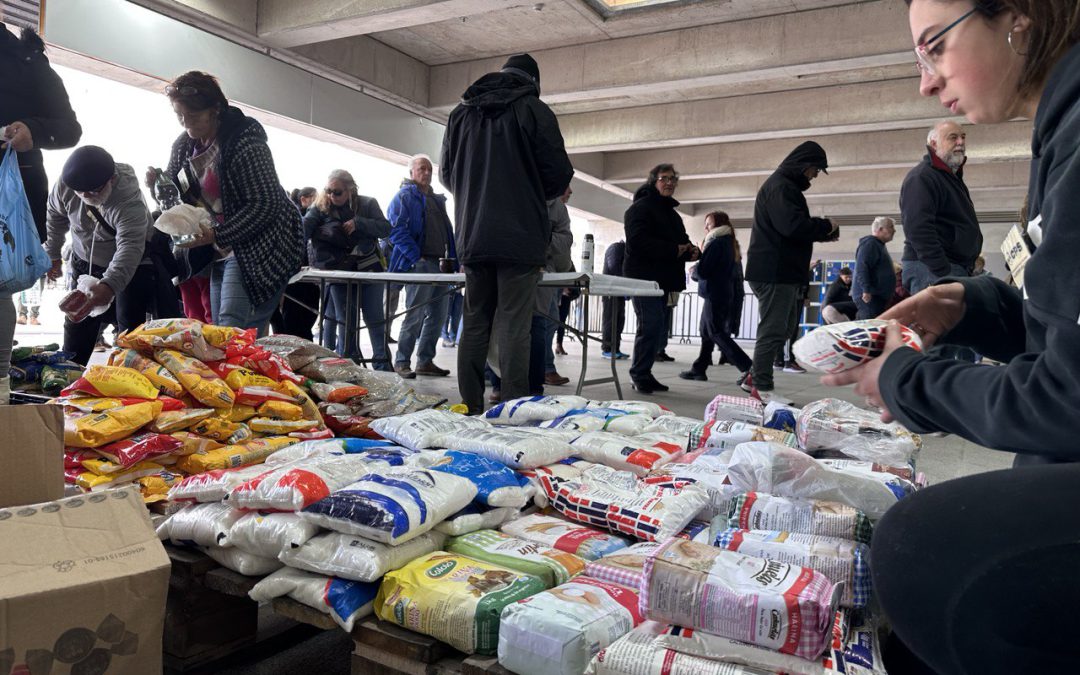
301, 467, 477, 545
447, 529, 585, 588
642, 460, 741, 521
689, 419, 798, 454
725, 492, 873, 544
250, 567, 378, 632
796, 398, 921, 467
226, 454, 378, 511
704, 394, 764, 425
203, 546, 283, 576
586, 400, 672, 417
227, 511, 322, 558
375, 551, 546, 654
639, 538, 841, 660
640, 415, 707, 438
434, 427, 573, 469
411, 449, 531, 508
484, 395, 590, 425
502, 514, 629, 562
792, 320, 922, 374
369, 409, 490, 450
569, 432, 686, 477
584, 542, 661, 589
436, 504, 519, 536
541, 409, 654, 436
169, 462, 279, 502
158, 502, 245, 547
280, 530, 446, 583
499, 576, 643, 675
586, 622, 776, 675
713, 528, 869, 608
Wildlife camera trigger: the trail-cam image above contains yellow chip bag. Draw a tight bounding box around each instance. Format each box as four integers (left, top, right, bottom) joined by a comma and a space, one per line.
191, 418, 253, 444
69, 365, 159, 400
175, 436, 297, 473
55, 396, 127, 413
248, 418, 319, 434
170, 431, 225, 456
109, 348, 185, 397
149, 408, 215, 433
224, 368, 277, 391
276, 380, 325, 429
224, 404, 259, 422
75, 461, 165, 491
202, 324, 245, 347
256, 401, 304, 421
64, 401, 164, 448
154, 348, 235, 408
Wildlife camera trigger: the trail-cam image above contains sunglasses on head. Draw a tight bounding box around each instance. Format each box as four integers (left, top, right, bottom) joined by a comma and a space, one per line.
165, 84, 199, 96
325, 188, 344, 197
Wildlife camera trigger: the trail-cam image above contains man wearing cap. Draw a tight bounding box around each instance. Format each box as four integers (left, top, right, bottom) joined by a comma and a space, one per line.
45, 146, 157, 364
743, 140, 839, 401
440, 53, 574, 413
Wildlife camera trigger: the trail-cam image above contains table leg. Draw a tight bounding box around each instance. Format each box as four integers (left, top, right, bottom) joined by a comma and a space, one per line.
575, 294, 589, 396
609, 298, 622, 399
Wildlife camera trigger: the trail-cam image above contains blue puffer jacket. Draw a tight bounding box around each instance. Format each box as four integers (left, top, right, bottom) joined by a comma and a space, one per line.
386, 181, 457, 273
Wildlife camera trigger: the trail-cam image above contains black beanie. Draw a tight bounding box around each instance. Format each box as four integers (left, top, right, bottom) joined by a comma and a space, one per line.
61, 146, 116, 192
502, 53, 540, 85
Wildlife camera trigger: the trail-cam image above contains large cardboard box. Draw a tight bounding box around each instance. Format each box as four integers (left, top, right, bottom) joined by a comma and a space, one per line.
0, 404, 64, 508
0, 486, 170, 674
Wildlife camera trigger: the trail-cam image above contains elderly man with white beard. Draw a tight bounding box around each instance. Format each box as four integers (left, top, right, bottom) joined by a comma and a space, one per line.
898, 120, 983, 295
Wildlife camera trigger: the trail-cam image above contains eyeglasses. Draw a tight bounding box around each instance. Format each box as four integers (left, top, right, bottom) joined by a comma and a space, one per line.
325, 188, 344, 197
165, 84, 199, 96
914, 7, 977, 76
657, 175, 680, 184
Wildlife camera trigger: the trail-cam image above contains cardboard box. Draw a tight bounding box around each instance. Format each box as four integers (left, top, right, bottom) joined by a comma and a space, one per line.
0, 486, 170, 674
0, 404, 63, 508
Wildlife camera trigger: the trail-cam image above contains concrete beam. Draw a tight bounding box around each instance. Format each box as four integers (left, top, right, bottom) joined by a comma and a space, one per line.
291, 36, 431, 107
168, 0, 258, 32
429, 0, 912, 110
602, 122, 1033, 183
257, 0, 510, 48
559, 79, 958, 152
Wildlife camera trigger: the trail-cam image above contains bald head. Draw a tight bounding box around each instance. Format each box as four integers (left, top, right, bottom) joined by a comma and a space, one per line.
927, 121, 967, 171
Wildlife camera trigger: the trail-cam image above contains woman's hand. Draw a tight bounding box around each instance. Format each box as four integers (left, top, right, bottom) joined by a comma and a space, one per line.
342, 219, 356, 236
821, 320, 908, 422
878, 282, 966, 349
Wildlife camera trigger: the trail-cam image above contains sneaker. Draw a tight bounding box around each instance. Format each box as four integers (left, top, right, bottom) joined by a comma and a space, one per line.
442, 338, 456, 348
616, 351, 629, 360
678, 370, 707, 381
544, 372, 570, 386
782, 361, 807, 374
602, 351, 614, 359
646, 376, 670, 392
29, 317, 40, 326
773, 360, 785, 370
387, 336, 398, 344
394, 364, 416, 379
654, 351, 675, 362
631, 380, 657, 395
737, 372, 754, 393
15, 316, 26, 325
415, 362, 450, 377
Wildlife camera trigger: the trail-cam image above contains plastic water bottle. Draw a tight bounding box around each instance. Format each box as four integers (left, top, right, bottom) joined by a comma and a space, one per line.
581, 234, 595, 274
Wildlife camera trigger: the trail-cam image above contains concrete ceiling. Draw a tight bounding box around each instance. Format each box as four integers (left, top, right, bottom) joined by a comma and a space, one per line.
132, 0, 1032, 225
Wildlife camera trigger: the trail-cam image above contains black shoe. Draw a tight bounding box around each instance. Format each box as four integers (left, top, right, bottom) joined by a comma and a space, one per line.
655, 351, 675, 362
387, 336, 398, 344
678, 370, 707, 381
631, 380, 657, 394
647, 376, 670, 392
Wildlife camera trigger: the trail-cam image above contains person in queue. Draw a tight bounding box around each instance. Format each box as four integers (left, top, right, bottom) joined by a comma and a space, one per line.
826, 2, 1080, 672
852, 216, 897, 319
304, 170, 392, 370
159, 70, 302, 335
269, 187, 320, 340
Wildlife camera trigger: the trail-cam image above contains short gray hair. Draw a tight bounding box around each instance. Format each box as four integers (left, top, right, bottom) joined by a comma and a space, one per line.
927, 120, 960, 146
409, 154, 433, 170
871, 216, 895, 234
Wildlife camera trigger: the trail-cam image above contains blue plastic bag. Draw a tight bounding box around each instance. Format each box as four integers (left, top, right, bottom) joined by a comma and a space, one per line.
0, 145, 51, 293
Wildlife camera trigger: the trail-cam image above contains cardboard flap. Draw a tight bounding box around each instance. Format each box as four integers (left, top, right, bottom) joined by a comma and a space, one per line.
0, 486, 170, 598
0, 404, 64, 508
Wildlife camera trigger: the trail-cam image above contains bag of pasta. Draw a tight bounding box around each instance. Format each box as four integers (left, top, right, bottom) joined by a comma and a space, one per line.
109, 348, 186, 397
190, 417, 253, 444
64, 400, 163, 448
117, 318, 233, 361
61, 365, 159, 400
175, 435, 297, 473
149, 407, 215, 433
154, 348, 235, 408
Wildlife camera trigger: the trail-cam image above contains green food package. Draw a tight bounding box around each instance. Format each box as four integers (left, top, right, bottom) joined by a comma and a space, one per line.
11, 343, 60, 362
447, 529, 585, 588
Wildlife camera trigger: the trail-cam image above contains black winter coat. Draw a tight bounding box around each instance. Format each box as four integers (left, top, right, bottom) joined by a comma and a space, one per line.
603, 240, 625, 276
745, 142, 834, 284
0, 25, 81, 240
440, 71, 574, 267
622, 185, 692, 293
899, 152, 982, 276
881, 42, 1080, 466
166, 106, 303, 307
852, 234, 895, 299
696, 233, 737, 318
303, 198, 391, 270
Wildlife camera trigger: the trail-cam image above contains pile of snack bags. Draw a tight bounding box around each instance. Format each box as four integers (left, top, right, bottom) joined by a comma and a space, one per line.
146, 383, 924, 675
59, 319, 440, 503
9, 343, 84, 395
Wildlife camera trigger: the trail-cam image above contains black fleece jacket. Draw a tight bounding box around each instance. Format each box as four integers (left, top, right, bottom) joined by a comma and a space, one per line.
622, 185, 692, 293
881, 42, 1080, 466
899, 151, 982, 276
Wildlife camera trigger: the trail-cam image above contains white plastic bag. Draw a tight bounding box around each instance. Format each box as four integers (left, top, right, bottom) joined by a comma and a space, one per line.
228, 511, 322, 558
484, 395, 589, 425
280, 530, 445, 583
369, 409, 490, 450
227, 454, 377, 511
158, 502, 244, 547
569, 432, 686, 477
204, 545, 283, 576
249, 566, 378, 632
434, 427, 573, 469
169, 462, 280, 503
704, 394, 764, 424
587, 400, 672, 417
435, 504, 518, 536
796, 398, 921, 467
154, 203, 212, 237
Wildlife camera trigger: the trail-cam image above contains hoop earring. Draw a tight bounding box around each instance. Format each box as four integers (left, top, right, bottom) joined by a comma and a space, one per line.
1008, 30, 1028, 56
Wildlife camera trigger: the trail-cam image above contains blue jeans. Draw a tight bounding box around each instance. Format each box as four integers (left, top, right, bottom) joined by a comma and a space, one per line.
321, 281, 389, 369
210, 258, 282, 337
395, 258, 450, 368
902, 260, 969, 295
443, 291, 463, 342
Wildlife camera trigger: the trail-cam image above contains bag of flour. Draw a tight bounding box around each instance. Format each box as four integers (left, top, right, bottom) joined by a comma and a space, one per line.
725, 492, 873, 544
281, 530, 446, 583
569, 432, 686, 476
435, 427, 574, 469
369, 409, 490, 450
485, 395, 590, 425
502, 514, 630, 562
228, 511, 322, 558
250, 567, 378, 631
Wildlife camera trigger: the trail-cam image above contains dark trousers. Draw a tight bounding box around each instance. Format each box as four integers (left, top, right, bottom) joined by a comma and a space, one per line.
556, 293, 573, 344
691, 301, 752, 374
271, 281, 320, 341
458, 263, 540, 414
629, 295, 667, 382
854, 294, 888, 320
872, 463, 1080, 674
65, 261, 156, 365
749, 282, 801, 390
601, 297, 626, 353
490, 312, 547, 397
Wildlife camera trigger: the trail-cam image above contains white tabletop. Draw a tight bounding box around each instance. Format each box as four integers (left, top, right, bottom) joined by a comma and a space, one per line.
290, 269, 663, 297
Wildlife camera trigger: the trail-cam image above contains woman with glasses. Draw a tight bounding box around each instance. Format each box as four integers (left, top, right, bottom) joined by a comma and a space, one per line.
825, 2, 1080, 672
160, 71, 302, 335
303, 170, 392, 370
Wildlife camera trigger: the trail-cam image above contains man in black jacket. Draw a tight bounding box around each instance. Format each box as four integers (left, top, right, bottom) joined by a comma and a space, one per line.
623, 164, 699, 393
821, 267, 857, 324
440, 53, 574, 413
600, 240, 627, 358
744, 141, 838, 399
852, 216, 896, 319
899, 121, 982, 294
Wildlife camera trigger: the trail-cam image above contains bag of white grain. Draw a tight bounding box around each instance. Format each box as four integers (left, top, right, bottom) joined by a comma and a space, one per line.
436, 504, 520, 536
639, 538, 841, 660
433, 427, 574, 469
792, 319, 921, 374
725, 492, 873, 544
499, 576, 644, 675
586, 400, 673, 417
227, 511, 322, 558
368, 409, 490, 450
796, 398, 921, 467
585, 622, 777, 675
689, 419, 798, 455
484, 395, 589, 425
568, 431, 687, 477
203, 546, 283, 576
642, 460, 742, 521
249, 567, 378, 631
541, 408, 654, 436
280, 530, 446, 583
375, 551, 546, 654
